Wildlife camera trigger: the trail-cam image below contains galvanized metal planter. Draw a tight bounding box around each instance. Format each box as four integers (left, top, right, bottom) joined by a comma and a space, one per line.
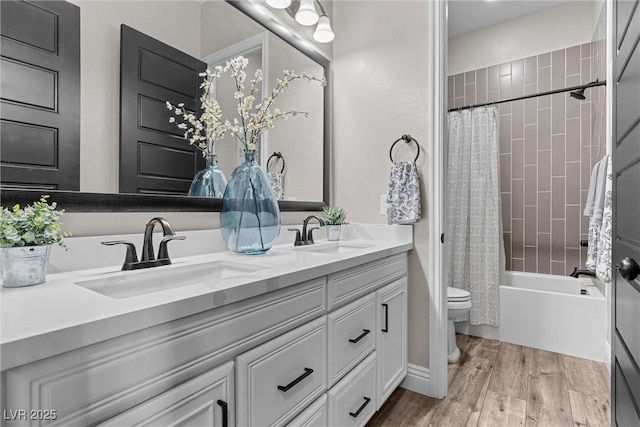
1, 245, 52, 287
326, 225, 342, 241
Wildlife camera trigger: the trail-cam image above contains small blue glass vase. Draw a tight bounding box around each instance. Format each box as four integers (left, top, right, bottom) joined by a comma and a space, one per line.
188, 154, 227, 198
221, 149, 281, 254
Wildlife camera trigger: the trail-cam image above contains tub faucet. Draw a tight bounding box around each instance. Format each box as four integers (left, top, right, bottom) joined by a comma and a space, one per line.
288, 215, 326, 246
569, 268, 597, 278
102, 217, 186, 270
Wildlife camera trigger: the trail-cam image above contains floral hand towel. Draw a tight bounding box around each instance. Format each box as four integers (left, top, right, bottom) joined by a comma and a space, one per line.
386, 161, 421, 224
267, 171, 284, 201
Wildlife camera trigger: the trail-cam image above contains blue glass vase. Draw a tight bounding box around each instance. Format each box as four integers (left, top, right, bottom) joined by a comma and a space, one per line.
188, 154, 227, 198
221, 149, 281, 254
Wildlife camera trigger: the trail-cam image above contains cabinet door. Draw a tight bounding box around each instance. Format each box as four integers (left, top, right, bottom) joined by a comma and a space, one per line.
376, 278, 408, 408
100, 361, 234, 427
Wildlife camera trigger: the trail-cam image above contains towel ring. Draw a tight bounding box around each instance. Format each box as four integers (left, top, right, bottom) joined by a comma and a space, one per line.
389, 134, 420, 162
267, 152, 285, 173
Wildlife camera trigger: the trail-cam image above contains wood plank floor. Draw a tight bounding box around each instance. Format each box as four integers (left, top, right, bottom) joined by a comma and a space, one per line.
367, 334, 610, 427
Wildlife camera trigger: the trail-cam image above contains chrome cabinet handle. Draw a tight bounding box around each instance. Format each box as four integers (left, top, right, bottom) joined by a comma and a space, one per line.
348, 329, 371, 343
349, 396, 371, 417
617, 257, 640, 281
216, 400, 228, 427
277, 367, 313, 392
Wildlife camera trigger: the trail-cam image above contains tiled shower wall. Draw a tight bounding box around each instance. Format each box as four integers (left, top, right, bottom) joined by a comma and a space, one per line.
448, 41, 606, 276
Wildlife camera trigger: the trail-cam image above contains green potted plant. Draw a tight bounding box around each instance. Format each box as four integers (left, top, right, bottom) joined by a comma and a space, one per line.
321, 206, 347, 241
0, 196, 68, 287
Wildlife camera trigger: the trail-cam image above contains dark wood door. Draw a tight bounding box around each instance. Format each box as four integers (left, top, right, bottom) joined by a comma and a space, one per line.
0, 0, 80, 190
119, 24, 206, 195
613, 1, 640, 425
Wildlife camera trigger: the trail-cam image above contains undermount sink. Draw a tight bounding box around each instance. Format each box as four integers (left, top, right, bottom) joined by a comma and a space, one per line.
75, 260, 266, 299
293, 242, 376, 255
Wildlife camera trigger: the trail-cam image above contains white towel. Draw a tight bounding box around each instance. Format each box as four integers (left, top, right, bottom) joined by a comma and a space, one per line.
596, 155, 612, 283
584, 158, 604, 217
267, 171, 285, 201
386, 161, 421, 224
586, 154, 610, 270
591, 156, 608, 221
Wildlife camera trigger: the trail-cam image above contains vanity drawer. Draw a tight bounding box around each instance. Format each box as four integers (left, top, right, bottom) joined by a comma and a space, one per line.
327, 293, 375, 387
285, 394, 327, 427
327, 352, 377, 427
99, 361, 234, 427
236, 317, 327, 426
327, 253, 407, 310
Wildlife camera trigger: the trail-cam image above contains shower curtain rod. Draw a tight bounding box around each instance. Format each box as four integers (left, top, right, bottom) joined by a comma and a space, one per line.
448, 80, 606, 112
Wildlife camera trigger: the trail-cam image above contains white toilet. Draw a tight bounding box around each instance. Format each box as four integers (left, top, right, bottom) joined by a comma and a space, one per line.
447, 286, 471, 363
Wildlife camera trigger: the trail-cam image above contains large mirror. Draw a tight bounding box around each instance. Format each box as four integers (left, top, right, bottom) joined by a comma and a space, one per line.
0, 0, 329, 211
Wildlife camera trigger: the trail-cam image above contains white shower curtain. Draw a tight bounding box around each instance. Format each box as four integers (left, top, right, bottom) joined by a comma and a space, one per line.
446, 107, 504, 327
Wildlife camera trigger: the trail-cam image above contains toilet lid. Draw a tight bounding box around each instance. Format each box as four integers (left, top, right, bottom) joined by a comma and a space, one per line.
447, 286, 470, 301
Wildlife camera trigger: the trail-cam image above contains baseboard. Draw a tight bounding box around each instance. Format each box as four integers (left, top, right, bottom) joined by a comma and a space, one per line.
401, 364, 430, 396
603, 341, 611, 374
455, 321, 499, 340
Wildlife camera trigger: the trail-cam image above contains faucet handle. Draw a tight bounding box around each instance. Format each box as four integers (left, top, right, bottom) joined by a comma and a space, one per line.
307, 227, 320, 244
158, 235, 186, 261
288, 228, 303, 246
101, 240, 139, 269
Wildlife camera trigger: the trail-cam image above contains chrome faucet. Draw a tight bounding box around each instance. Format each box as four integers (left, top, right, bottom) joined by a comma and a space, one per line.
289, 215, 325, 246
102, 217, 186, 270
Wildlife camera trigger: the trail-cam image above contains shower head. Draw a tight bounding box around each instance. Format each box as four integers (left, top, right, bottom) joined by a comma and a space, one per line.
569, 88, 586, 100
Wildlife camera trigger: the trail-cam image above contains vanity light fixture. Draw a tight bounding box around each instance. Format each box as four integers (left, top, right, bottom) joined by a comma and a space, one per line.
265, 0, 334, 43
313, 14, 334, 43
295, 0, 319, 25
266, 0, 292, 9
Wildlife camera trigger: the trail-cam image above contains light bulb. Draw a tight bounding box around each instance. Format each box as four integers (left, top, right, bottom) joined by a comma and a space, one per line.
313, 15, 334, 43
266, 0, 291, 9
295, 0, 319, 26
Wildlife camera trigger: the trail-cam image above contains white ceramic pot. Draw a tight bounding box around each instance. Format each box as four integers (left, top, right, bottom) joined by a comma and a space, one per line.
326, 225, 342, 241
1, 245, 51, 287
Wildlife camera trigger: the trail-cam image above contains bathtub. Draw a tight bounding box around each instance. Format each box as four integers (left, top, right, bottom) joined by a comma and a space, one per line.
455, 271, 607, 362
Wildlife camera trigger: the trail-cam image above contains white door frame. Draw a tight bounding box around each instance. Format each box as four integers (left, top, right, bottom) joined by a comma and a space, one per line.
201, 32, 271, 166
426, 0, 448, 399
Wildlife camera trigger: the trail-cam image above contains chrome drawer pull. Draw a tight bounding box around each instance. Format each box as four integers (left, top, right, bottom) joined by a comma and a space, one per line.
216, 400, 228, 427
349, 396, 371, 418
277, 367, 314, 392
348, 329, 371, 343
382, 303, 389, 332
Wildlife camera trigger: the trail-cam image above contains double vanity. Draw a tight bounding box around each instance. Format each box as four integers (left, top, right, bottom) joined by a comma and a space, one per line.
0, 224, 412, 426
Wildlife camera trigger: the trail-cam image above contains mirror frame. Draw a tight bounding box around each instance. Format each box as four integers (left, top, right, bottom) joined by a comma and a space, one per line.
0, 0, 330, 212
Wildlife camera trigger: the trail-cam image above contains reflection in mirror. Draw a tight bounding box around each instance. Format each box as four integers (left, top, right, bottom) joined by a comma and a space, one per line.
1, 0, 329, 210
108, 0, 326, 201
203, 28, 324, 201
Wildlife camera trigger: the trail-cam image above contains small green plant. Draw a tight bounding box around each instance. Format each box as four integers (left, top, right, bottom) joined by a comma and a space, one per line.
322, 206, 347, 225
0, 195, 69, 248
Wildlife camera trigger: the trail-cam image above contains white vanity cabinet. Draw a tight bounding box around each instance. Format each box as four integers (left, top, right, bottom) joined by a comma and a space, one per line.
376, 278, 408, 409
99, 361, 234, 427
1, 252, 409, 427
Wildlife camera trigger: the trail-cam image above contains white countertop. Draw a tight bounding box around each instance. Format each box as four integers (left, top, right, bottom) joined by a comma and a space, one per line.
0, 224, 413, 370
